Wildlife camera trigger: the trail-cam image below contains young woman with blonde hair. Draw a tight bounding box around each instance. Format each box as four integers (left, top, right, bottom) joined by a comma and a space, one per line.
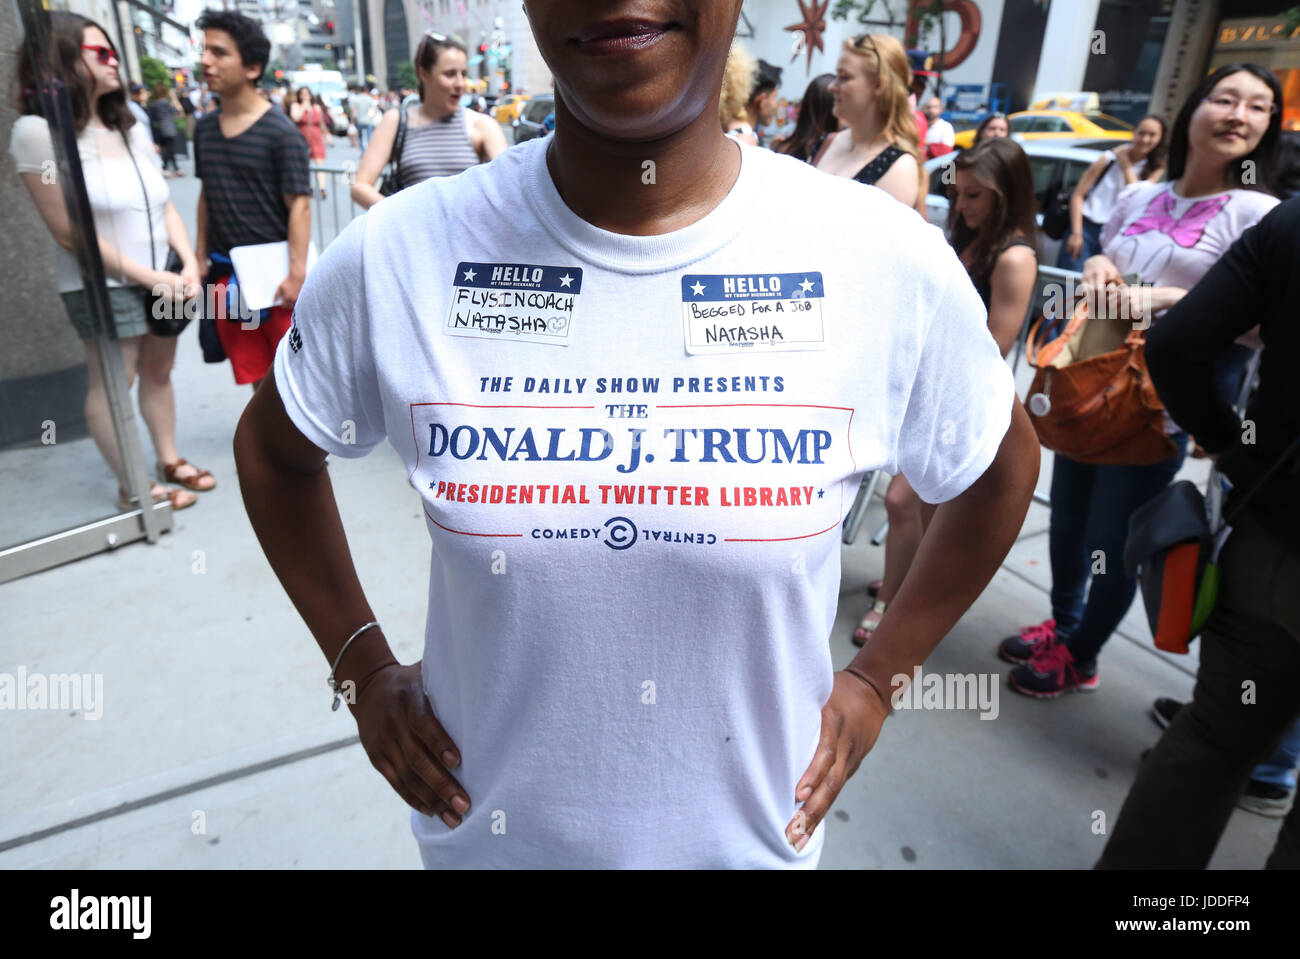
719, 41, 758, 145
813, 33, 927, 215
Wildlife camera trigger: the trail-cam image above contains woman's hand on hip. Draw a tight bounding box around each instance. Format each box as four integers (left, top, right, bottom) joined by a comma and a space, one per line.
786, 670, 890, 851
352, 662, 470, 828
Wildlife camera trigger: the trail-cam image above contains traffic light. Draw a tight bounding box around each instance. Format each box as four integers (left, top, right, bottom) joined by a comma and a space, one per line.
274, 69, 283, 80
324, 20, 334, 34
479, 43, 488, 55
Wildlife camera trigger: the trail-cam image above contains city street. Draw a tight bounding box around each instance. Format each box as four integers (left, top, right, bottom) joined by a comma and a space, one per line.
0, 136, 1285, 870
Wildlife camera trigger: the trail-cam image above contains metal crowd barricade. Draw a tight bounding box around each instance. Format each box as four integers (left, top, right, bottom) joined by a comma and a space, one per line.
308, 163, 364, 251
842, 263, 1081, 545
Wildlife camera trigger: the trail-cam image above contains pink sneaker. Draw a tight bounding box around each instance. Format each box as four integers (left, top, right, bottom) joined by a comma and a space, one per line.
997, 618, 1057, 665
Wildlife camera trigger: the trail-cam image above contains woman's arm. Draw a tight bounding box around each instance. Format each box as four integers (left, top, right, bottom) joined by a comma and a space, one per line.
162, 201, 201, 297
350, 108, 400, 210
19, 171, 170, 291
289, 101, 305, 124
790, 400, 1040, 847
1067, 155, 1107, 253
1114, 143, 1140, 184
475, 112, 507, 162
986, 244, 1038, 357
874, 151, 920, 209
233, 376, 471, 826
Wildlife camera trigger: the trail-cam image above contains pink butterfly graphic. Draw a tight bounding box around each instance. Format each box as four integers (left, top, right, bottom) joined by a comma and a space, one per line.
1122, 191, 1230, 248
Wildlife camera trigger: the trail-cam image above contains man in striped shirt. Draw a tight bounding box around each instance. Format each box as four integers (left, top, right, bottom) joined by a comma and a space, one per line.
194, 10, 311, 389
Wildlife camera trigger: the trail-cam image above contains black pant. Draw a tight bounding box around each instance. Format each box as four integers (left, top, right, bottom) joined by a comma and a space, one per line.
158, 136, 179, 172
1097, 509, 1300, 868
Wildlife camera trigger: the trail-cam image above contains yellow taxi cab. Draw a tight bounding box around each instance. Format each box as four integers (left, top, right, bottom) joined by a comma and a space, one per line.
492, 94, 531, 124
952, 94, 1132, 149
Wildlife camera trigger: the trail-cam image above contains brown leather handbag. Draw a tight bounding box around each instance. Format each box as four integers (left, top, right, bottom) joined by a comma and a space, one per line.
1024, 290, 1178, 466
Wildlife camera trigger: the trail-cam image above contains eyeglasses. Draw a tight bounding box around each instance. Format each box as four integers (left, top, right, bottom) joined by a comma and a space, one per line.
81, 44, 119, 66
1202, 94, 1278, 118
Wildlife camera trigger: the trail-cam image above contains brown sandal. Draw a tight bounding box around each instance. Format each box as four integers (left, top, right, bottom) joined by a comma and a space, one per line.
158, 458, 216, 492
117, 483, 197, 512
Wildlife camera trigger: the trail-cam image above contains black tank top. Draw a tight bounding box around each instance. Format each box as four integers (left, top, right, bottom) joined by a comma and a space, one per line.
968, 237, 1037, 308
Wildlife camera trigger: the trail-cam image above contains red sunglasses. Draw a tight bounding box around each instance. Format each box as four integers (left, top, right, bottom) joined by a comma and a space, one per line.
81, 44, 119, 65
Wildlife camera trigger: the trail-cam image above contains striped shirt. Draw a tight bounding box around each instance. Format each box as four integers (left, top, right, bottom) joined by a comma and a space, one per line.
398, 106, 480, 189
195, 107, 310, 257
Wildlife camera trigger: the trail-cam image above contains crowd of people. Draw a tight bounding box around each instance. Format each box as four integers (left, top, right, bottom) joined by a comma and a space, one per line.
11, 3, 1299, 869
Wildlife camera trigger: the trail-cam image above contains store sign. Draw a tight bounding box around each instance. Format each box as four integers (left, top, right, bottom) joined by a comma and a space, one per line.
1218, 18, 1300, 46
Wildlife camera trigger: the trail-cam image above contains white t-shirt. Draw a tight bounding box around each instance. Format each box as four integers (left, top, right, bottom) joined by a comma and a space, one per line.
1101, 180, 1279, 291
9, 115, 170, 293
274, 136, 1015, 868
924, 117, 955, 148
1079, 150, 1128, 225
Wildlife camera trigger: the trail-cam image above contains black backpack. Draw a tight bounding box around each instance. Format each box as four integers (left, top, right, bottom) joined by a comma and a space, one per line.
1042, 157, 1114, 240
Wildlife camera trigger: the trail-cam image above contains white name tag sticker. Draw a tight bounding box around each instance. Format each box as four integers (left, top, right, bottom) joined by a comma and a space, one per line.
444, 262, 583, 346
681, 272, 826, 355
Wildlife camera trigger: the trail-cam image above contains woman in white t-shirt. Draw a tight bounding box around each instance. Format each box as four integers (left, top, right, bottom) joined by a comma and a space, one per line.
1001, 63, 1283, 698
1056, 114, 1168, 272
11, 12, 212, 511
234, 0, 1040, 868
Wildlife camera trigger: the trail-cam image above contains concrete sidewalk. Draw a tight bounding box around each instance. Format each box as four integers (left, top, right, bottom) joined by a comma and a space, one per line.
0, 150, 1284, 870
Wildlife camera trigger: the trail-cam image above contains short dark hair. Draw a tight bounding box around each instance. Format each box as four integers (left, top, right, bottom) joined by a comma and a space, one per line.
196, 10, 271, 83
1166, 63, 1282, 194
751, 59, 782, 102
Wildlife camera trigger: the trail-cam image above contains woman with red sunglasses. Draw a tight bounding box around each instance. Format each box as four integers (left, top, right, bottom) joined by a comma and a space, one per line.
11, 12, 215, 511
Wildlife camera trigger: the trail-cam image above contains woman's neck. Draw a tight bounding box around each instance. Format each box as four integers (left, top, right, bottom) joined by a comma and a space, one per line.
844, 111, 885, 152
420, 100, 456, 123
545, 100, 741, 237
1176, 152, 1234, 197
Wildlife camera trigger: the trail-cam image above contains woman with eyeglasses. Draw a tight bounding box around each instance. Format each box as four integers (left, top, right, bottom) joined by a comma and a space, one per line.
1000, 63, 1284, 698
812, 33, 927, 215
236, 1, 1038, 868
11, 12, 212, 513
350, 32, 507, 210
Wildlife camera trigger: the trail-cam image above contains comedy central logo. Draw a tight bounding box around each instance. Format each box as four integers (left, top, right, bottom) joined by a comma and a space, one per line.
528, 517, 719, 551
603, 516, 636, 550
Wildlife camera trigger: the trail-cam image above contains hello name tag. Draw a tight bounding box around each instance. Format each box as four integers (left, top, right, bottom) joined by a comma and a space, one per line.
681, 272, 826, 355
444, 262, 583, 346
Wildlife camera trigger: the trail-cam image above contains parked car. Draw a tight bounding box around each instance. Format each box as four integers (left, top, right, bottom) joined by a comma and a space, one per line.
492, 94, 531, 124
922, 137, 1132, 266
513, 94, 554, 143
952, 110, 1132, 150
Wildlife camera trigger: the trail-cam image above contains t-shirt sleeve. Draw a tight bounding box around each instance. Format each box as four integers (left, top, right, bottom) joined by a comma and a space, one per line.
893, 247, 1017, 504
273, 216, 386, 458
8, 115, 53, 174
279, 122, 311, 196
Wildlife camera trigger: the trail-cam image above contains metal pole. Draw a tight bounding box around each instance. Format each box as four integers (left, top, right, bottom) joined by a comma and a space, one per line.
352, 0, 366, 83
17, 0, 167, 543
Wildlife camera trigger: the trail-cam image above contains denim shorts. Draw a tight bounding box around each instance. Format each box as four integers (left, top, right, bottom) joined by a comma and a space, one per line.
59, 285, 150, 340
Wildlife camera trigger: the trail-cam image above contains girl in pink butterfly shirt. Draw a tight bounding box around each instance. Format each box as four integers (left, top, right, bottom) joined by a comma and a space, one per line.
999, 63, 1283, 698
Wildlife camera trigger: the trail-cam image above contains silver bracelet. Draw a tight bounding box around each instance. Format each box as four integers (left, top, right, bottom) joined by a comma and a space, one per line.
328, 621, 380, 711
